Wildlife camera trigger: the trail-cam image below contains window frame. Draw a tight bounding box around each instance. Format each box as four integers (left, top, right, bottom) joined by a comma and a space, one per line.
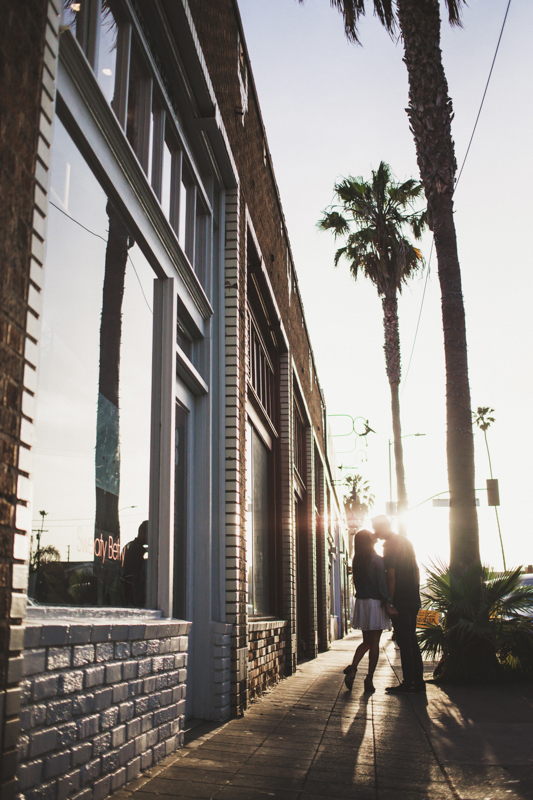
49, 5, 217, 615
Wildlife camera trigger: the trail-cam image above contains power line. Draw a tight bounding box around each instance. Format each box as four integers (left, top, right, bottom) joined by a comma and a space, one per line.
401, 0, 512, 392
50, 200, 153, 314
455, 0, 513, 192
401, 240, 433, 397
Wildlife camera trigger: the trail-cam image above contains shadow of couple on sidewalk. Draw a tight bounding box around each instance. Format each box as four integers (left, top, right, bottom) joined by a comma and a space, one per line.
408, 681, 533, 800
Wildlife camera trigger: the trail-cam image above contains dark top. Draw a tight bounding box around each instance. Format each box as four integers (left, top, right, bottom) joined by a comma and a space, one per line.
383, 534, 421, 611
352, 552, 390, 604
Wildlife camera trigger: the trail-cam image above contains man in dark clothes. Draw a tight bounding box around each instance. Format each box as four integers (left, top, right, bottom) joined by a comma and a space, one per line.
122, 520, 148, 607
372, 515, 426, 694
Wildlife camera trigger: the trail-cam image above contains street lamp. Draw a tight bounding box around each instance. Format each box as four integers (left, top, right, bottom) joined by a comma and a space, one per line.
388, 434, 426, 516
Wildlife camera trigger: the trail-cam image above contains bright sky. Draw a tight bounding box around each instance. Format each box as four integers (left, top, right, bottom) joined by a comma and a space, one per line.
238, 0, 533, 573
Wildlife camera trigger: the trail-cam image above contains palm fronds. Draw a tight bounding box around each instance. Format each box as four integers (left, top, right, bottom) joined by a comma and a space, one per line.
419, 562, 533, 683
318, 161, 427, 297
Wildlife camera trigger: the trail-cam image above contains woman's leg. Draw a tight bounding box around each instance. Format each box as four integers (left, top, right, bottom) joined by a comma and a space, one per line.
367, 630, 382, 680
351, 633, 371, 668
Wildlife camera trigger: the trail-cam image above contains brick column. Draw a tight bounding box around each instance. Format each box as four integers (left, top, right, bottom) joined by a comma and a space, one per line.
279, 354, 296, 674
305, 430, 318, 659
223, 187, 247, 715
0, 1, 56, 797
315, 458, 329, 651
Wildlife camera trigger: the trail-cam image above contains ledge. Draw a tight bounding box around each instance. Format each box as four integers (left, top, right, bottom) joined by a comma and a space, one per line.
23, 607, 192, 648
248, 619, 289, 633
26, 605, 163, 620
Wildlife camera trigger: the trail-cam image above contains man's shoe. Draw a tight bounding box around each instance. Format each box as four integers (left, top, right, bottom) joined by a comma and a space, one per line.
413, 683, 427, 694
385, 683, 414, 694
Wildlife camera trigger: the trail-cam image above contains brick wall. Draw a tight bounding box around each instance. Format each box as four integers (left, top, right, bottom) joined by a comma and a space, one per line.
248, 621, 288, 701
211, 622, 232, 721
17, 618, 190, 800
0, 0, 51, 796
188, 0, 327, 452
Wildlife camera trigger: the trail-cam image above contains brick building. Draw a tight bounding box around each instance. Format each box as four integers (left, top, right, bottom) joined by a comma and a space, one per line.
0, 1, 350, 798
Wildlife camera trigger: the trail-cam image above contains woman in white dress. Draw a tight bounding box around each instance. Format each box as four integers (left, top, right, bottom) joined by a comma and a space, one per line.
344, 529, 397, 693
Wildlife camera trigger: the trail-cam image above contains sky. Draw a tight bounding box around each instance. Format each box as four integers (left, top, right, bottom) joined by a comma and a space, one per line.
237, 0, 533, 572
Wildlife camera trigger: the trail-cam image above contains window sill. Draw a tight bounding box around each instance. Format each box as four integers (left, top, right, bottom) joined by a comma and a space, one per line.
26, 604, 163, 621
248, 618, 289, 633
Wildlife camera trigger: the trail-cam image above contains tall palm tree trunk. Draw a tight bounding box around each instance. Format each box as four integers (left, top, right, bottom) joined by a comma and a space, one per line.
382, 290, 407, 532
396, 0, 479, 571
94, 203, 130, 604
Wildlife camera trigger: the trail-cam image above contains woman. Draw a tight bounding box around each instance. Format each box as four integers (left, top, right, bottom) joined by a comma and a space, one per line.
344, 529, 397, 693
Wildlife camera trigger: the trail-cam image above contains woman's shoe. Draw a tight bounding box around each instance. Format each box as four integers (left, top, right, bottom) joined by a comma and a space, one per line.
363, 677, 375, 694
343, 665, 357, 691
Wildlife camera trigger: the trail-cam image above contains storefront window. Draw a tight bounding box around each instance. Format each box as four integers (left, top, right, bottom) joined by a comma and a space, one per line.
245, 422, 271, 616
97, 3, 119, 104
173, 403, 189, 619
30, 117, 154, 607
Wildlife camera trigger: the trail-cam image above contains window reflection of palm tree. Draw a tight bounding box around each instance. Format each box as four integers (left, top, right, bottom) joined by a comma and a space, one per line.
94, 202, 132, 605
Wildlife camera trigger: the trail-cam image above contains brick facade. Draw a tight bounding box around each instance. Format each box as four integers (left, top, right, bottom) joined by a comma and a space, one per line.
248, 621, 289, 701
17, 618, 190, 799
188, 0, 345, 707
0, 0, 52, 796
0, 1, 351, 796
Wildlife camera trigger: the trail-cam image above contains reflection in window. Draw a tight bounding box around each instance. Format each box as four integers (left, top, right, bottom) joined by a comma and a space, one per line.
30, 117, 154, 607
161, 140, 173, 221
294, 400, 306, 484
246, 423, 271, 616
62, 0, 82, 38
176, 316, 193, 360
249, 318, 274, 423
195, 208, 208, 287
97, 2, 118, 104
174, 403, 189, 619
126, 50, 143, 156
178, 178, 187, 247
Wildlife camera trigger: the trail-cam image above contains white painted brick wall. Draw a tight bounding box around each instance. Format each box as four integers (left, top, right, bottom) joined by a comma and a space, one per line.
17, 620, 191, 800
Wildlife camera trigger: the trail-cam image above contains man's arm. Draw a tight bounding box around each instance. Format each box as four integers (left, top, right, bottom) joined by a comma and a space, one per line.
386, 568, 395, 604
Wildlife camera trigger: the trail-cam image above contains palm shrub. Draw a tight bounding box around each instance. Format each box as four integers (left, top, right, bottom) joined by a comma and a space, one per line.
419, 563, 533, 684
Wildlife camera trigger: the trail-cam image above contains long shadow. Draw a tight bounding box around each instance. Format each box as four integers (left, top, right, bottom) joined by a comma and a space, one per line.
410, 679, 533, 800
300, 686, 377, 798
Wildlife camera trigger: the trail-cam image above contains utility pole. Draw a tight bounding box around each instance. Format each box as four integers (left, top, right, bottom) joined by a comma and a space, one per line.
36, 509, 48, 573
473, 408, 506, 570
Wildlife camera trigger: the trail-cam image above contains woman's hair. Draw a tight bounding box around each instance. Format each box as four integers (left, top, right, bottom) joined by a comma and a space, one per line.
352, 529, 375, 575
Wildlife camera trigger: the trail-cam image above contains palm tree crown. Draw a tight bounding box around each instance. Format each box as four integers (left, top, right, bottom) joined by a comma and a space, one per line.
318, 0, 466, 44
319, 162, 426, 530
319, 161, 426, 298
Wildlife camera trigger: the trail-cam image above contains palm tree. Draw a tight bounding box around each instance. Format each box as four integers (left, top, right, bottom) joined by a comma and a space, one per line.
304, 0, 480, 572
343, 473, 375, 529
94, 202, 131, 605
319, 162, 426, 531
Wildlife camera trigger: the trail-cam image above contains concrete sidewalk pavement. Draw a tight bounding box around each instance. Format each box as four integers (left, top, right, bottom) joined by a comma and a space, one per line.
112, 632, 533, 800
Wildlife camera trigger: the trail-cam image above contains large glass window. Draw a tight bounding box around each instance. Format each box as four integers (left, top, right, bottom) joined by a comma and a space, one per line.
173, 403, 189, 619
245, 423, 271, 616
97, 3, 119, 104
30, 117, 154, 607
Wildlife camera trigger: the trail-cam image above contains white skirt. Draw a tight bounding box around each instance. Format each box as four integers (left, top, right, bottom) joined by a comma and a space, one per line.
352, 598, 391, 631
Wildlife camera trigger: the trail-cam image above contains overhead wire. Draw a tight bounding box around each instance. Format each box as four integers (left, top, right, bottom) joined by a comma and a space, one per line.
50, 200, 153, 314
400, 0, 512, 394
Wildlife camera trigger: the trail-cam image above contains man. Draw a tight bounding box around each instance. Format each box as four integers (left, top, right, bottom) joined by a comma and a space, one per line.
122, 520, 148, 607
372, 514, 425, 694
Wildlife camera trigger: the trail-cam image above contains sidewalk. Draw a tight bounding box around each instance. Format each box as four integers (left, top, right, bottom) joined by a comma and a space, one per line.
113, 632, 533, 800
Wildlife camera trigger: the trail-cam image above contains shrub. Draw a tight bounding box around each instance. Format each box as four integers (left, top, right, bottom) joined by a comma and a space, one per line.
418, 562, 533, 684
